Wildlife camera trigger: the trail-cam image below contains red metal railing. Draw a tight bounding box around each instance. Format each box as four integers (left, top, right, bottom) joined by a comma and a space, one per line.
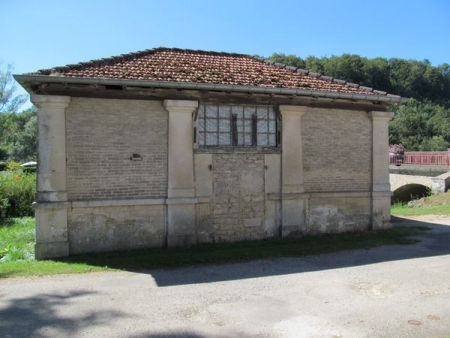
390, 150, 450, 166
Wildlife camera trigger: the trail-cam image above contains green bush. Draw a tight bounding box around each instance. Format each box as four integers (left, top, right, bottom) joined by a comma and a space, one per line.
0, 170, 36, 218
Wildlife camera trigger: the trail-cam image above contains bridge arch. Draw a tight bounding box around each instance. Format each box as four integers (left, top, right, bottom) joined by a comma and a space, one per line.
390, 174, 433, 192
390, 174, 433, 204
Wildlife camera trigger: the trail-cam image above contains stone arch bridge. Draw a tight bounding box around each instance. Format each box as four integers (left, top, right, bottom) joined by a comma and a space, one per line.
390, 169, 450, 195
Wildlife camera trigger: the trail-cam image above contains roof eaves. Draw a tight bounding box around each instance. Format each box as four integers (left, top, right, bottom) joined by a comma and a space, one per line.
14, 74, 409, 104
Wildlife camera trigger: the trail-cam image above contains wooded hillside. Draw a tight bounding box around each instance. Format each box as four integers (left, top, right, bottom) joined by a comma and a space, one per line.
268, 53, 450, 151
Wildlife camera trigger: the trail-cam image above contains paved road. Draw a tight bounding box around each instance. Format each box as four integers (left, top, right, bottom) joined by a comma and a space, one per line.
1, 216, 450, 338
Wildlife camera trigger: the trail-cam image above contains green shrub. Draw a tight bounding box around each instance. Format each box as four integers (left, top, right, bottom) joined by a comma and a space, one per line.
0, 162, 7, 171
0, 171, 36, 218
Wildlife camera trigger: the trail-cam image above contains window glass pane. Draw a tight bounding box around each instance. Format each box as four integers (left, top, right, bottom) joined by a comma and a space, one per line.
236, 119, 244, 132
244, 106, 255, 119
198, 132, 205, 146
232, 106, 243, 119
206, 119, 218, 132
244, 134, 252, 146
257, 119, 267, 133
218, 106, 230, 118
206, 133, 218, 145
269, 134, 276, 146
244, 120, 252, 132
198, 118, 205, 132
219, 119, 230, 132
268, 106, 276, 119
257, 133, 268, 146
218, 133, 231, 145
268, 120, 276, 133
237, 134, 244, 146
206, 105, 218, 118
257, 107, 268, 119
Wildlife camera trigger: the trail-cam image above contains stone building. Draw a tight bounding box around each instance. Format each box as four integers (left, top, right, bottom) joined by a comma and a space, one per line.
14, 48, 406, 259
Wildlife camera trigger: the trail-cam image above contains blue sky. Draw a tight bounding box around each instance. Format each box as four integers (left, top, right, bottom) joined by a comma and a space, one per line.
3, 0, 449, 108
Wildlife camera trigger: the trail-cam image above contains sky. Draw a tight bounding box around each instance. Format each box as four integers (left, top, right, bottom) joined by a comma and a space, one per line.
3, 0, 449, 109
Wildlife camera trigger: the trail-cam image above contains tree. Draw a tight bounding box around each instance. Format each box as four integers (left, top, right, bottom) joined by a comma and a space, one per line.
0, 63, 35, 162
0, 63, 26, 114
389, 99, 449, 151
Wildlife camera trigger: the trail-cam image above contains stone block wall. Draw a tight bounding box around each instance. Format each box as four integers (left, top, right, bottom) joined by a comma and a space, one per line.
211, 153, 267, 242
303, 109, 371, 192
68, 201, 165, 254
308, 193, 371, 234
66, 98, 167, 200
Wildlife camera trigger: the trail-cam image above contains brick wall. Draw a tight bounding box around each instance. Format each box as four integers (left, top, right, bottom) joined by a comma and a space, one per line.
66, 98, 167, 200
211, 153, 266, 241
302, 109, 371, 192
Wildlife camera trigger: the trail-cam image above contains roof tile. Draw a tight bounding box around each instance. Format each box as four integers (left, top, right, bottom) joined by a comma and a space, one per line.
33, 47, 383, 96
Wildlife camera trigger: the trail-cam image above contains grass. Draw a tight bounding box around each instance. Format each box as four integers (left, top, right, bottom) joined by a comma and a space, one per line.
0, 217, 35, 261
391, 191, 450, 217
0, 216, 431, 279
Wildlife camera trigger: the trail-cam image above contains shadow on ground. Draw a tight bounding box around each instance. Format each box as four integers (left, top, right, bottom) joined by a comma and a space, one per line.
0, 290, 129, 338
147, 218, 450, 287
60, 217, 450, 287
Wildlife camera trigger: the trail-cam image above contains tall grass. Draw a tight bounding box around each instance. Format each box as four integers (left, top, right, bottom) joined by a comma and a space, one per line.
0, 217, 35, 261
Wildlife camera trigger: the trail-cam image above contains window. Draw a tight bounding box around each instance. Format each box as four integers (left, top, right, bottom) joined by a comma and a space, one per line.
196, 103, 279, 147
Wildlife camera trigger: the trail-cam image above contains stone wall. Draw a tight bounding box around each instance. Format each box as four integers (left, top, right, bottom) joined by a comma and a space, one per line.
68, 201, 165, 254
66, 98, 167, 200
308, 193, 371, 234
211, 153, 266, 242
303, 109, 371, 192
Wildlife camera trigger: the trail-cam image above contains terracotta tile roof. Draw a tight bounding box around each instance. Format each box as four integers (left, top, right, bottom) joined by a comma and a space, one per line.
33, 48, 392, 97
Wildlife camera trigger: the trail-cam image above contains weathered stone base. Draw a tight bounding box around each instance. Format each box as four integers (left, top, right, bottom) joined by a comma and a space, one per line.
269, 192, 373, 237
309, 193, 371, 234
371, 191, 393, 230
34, 202, 70, 260
167, 199, 196, 247
67, 199, 165, 254
35, 242, 69, 260
34, 190, 391, 258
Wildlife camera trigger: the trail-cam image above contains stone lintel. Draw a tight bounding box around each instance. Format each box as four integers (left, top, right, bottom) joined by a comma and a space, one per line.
279, 105, 308, 116
31, 94, 71, 109
368, 111, 395, 120
164, 99, 198, 113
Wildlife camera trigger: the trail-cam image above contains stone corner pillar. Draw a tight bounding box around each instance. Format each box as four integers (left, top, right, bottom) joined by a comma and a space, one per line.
368, 111, 394, 230
31, 95, 71, 259
164, 99, 199, 247
279, 105, 309, 237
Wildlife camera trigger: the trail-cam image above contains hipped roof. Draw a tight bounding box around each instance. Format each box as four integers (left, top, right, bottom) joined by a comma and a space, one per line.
16, 48, 406, 103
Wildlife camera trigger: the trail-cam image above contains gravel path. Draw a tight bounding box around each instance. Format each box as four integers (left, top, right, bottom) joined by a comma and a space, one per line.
1, 216, 450, 338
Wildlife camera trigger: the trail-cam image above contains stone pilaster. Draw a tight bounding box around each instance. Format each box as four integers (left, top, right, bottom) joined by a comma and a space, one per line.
32, 95, 71, 259
279, 105, 308, 236
368, 111, 395, 230
164, 99, 198, 246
